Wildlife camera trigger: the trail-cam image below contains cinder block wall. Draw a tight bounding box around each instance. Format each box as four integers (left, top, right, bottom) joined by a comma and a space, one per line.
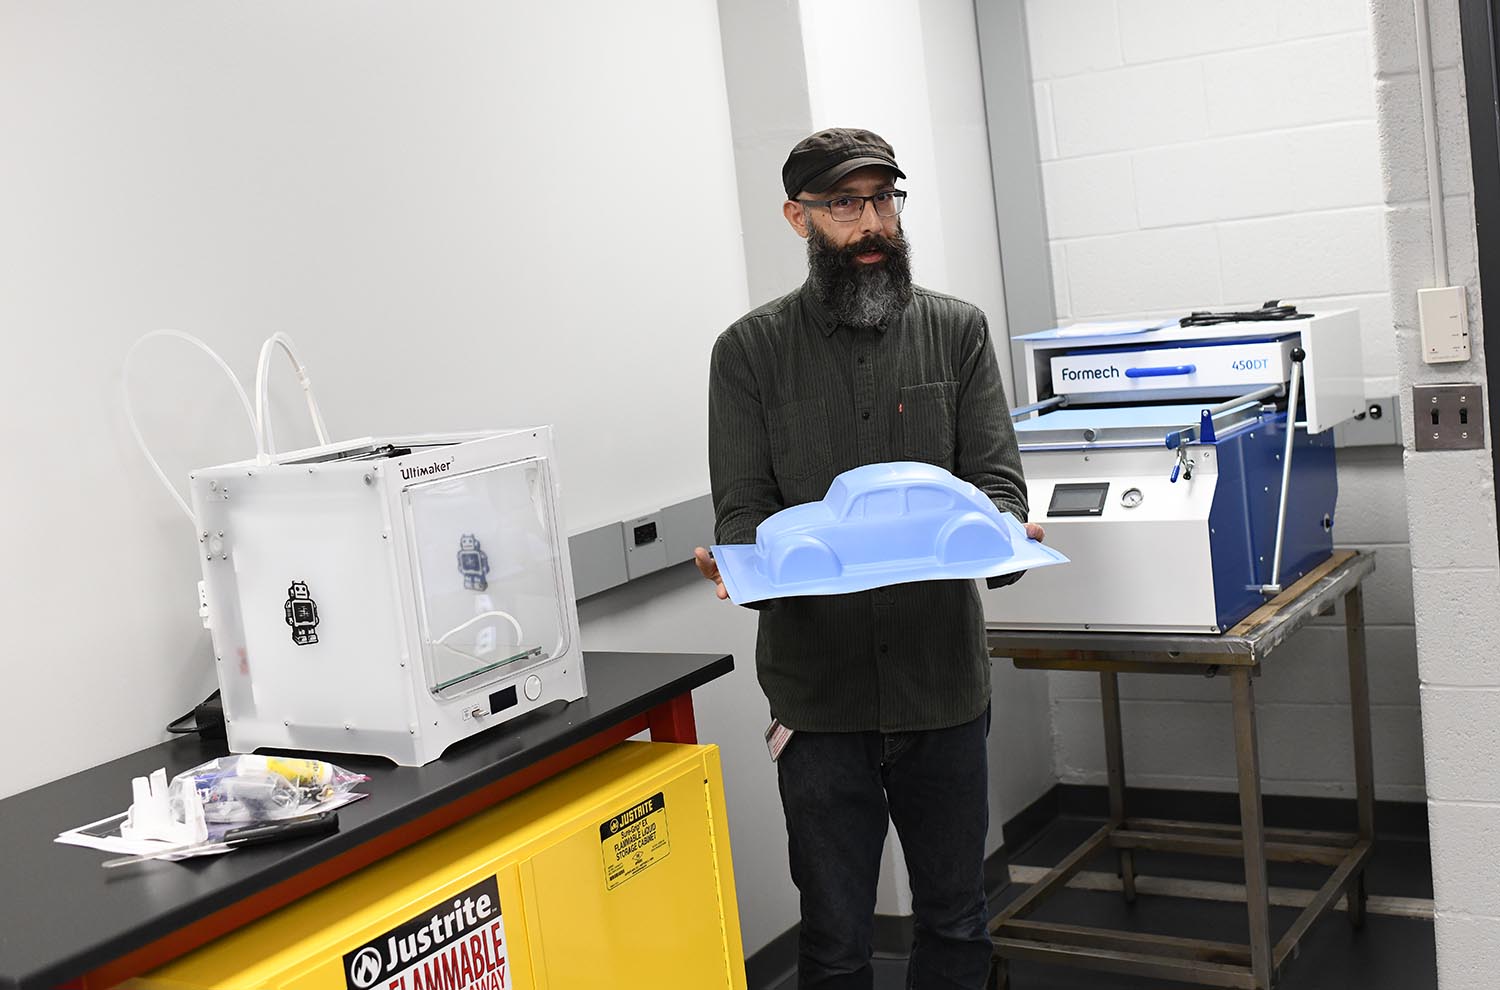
1024, 0, 1426, 802
1368, 0, 1500, 985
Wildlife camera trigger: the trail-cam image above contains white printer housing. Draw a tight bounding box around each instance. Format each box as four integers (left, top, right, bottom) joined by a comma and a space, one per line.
190, 427, 586, 766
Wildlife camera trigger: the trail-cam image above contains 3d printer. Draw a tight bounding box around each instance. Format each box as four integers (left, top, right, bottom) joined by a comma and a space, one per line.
189, 427, 586, 766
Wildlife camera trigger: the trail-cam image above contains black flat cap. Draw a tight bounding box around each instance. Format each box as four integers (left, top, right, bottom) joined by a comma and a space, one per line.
782, 127, 905, 199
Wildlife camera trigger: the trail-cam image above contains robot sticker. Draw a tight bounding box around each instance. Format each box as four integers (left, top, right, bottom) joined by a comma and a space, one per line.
284, 581, 320, 646
458, 534, 490, 592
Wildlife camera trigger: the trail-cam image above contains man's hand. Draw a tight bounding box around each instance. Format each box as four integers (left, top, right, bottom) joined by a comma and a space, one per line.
693, 547, 730, 601
1025, 522, 1046, 543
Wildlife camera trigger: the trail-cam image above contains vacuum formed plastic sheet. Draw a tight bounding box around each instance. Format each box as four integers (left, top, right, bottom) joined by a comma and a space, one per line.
712, 463, 1067, 605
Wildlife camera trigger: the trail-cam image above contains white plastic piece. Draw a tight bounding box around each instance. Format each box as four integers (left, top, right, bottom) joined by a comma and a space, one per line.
120, 768, 208, 845
432, 609, 525, 659
198, 579, 211, 628
1419, 286, 1470, 363
254, 332, 332, 463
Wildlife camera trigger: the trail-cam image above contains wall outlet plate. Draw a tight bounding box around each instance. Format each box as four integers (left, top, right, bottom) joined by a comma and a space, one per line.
1412, 383, 1486, 450
622, 511, 670, 580
1418, 286, 1471, 363
1333, 395, 1400, 447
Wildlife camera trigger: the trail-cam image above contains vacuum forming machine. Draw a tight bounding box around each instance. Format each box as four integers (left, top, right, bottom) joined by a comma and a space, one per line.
984, 310, 1365, 634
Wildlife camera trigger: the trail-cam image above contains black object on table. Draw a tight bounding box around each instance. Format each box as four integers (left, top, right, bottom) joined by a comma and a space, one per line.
0, 650, 732, 990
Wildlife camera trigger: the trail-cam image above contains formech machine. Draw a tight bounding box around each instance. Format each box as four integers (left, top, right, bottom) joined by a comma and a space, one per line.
190, 427, 587, 766
985, 311, 1364, 634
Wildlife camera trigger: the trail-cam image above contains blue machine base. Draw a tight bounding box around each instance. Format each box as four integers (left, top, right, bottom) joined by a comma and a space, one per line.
1207, 415, 1338, 630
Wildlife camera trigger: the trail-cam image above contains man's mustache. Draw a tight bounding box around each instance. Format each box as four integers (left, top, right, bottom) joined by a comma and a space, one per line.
833, 232, 906, 265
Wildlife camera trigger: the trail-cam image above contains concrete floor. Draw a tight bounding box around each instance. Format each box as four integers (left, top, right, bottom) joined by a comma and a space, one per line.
770, 816, 1436, 990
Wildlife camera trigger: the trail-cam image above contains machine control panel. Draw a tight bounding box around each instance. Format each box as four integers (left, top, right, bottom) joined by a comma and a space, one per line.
1047, 482, 1110, 517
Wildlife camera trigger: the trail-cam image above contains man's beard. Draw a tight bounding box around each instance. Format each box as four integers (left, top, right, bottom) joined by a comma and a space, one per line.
806, 223, 913, 328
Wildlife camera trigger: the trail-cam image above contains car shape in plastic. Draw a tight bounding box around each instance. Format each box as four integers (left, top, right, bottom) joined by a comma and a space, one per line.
712, 462, 1067, 605
755, 462, 1018, 585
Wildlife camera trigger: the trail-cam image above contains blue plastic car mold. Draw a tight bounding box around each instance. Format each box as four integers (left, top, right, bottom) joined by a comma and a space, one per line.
712, 461, 1068, 605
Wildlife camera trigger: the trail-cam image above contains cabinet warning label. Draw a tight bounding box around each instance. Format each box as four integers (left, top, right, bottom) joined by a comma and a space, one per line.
600, 791, 671, 890
343, 875, 508, 990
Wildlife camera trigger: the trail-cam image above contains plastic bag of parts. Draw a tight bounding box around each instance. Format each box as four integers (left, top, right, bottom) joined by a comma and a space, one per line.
168, 755, 368, 825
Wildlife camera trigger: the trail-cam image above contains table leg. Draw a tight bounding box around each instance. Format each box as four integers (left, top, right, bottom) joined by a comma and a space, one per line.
1347, 867, 1368, 929
1345, 585, 1375, 929
1100, 671, 1137, 903
646, 694, 698, 743
1232, 667, 1274, 989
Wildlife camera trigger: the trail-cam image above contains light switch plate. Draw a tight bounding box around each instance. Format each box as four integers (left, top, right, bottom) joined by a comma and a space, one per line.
1412, 383, 1486, 451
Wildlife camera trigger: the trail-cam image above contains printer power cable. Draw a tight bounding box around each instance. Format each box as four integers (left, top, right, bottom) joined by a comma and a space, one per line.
1180, 300, 1311, 327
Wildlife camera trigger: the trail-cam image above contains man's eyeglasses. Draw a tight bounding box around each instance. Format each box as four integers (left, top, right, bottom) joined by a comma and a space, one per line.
797, 190, 907, 222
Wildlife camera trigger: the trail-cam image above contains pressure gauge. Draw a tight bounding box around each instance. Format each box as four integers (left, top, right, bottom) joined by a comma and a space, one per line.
1121, 487, 1144, 509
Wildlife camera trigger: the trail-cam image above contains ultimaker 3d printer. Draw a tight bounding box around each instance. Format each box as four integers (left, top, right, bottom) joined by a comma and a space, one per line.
190, 427, 586, 766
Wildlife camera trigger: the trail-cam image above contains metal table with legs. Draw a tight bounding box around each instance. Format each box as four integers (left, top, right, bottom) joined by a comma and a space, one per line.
986, 550, 1376, 990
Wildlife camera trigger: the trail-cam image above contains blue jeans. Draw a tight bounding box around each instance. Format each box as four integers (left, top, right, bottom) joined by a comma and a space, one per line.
776, 710, 992, 989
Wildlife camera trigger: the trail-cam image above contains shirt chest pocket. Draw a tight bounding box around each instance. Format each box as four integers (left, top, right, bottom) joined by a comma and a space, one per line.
900, 381, 957, 467
769, 397, 834, 490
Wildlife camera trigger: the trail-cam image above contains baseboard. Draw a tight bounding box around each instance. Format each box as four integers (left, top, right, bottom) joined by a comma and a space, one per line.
871, 911, 915, 959
744, 921, 799, 990
1053, 783, 1430, 841
1001, 783, 1063, 855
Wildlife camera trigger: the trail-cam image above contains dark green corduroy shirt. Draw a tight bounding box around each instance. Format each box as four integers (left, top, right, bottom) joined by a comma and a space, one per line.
708, 282, 1029, 733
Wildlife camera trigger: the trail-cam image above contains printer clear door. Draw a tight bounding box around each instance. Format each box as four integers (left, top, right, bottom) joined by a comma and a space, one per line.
403, 457, 573, 700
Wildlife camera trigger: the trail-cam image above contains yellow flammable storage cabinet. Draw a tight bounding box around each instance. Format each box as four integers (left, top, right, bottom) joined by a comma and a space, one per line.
124, 742, 747, 990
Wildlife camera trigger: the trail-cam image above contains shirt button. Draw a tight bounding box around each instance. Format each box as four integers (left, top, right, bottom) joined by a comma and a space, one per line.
858, 356, 866, 364
862, 410, 871, 420
879, 643, 890, 654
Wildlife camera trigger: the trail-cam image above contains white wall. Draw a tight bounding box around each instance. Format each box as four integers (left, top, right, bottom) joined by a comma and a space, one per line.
0, 0, 748, 797
1024, 0, 1426, 802
1369, 0, 1500, 985
801, 0, 1012, 376
1032, 0, 1394, 372
716, 0, 813, 308
0, 0, 821, 970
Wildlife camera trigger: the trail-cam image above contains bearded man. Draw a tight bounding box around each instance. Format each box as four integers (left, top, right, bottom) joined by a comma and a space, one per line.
694, 127, 1040, 989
